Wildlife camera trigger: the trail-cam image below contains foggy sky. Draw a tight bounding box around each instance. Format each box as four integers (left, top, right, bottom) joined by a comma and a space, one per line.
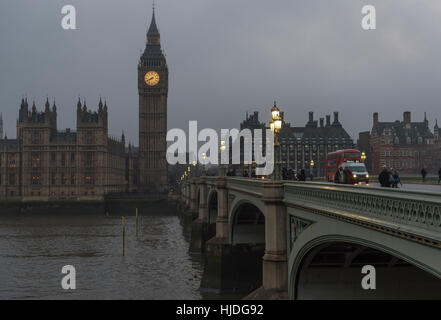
1, 0, 441, 144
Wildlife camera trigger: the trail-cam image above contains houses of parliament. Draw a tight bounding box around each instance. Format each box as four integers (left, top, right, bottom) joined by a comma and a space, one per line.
0, 9, 168, 200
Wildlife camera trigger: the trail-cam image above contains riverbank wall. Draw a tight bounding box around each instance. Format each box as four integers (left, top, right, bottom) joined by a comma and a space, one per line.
0, 196, 178, 216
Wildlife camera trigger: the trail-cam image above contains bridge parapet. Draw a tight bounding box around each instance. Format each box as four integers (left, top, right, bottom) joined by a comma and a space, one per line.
284, 182, 441, 248
226, 178, 265, 198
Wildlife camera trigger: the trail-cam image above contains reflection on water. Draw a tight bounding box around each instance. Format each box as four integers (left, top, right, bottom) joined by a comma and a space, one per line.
0, 212, 208, 299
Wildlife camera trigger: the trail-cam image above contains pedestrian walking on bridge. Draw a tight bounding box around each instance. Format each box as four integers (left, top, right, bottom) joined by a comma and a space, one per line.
421, 168, 427, 183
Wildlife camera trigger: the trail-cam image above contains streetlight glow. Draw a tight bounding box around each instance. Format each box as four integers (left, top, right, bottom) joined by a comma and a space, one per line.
271, 101, 280, 120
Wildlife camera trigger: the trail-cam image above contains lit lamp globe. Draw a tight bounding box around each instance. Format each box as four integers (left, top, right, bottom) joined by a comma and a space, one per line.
220, 140, 226, 153
274, 117, 282, 132
271, 101, 280, 120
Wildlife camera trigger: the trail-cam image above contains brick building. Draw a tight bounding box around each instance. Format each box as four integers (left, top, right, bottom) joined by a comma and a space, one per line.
369, 111, 440, 174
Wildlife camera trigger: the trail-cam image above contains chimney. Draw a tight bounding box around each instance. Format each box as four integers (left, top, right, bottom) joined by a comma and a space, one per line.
320, 118, 324, 127
326, 115, 331, 126
373, 112, 378, 126
403, 111, 411, 125
333, 112, 339, 124
308, 111, 313, 123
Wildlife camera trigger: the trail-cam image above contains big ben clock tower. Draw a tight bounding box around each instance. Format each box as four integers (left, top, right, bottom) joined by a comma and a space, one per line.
138, 7, 168, 193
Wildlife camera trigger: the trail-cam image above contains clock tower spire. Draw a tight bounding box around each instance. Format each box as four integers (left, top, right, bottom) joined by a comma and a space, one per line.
138, 6, 169, 194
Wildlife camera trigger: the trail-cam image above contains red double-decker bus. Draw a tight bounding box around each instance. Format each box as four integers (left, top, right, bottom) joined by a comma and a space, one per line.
325, 149, 369, 184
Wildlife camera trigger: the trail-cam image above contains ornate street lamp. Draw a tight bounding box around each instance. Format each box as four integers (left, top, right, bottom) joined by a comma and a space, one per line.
201, 152, 207, 176
270, 101, 282, 180
271, 101, 280, 121
220, 140, 227, 176
310, 159, 315, 178
361, 152, 366, 162
192, 160, 197, 177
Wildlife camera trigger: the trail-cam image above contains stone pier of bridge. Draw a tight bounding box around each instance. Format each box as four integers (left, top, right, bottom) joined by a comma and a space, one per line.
183, 176, 289, 298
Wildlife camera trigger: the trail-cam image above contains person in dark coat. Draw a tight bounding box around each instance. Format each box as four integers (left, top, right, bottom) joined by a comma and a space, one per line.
298, 169, 306, 181
438, 168, 441, 184
335, 167, 343, 183
378, 167, 391, 187
421, 168, 427, 183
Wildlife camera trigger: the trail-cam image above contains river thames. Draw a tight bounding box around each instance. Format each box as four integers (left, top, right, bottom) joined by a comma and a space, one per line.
0, 211, 227, 300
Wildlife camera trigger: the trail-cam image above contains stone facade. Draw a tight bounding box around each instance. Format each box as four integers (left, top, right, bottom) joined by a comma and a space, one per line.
369, 111, 441, 174
138, 8, 168, 193
0, 98, 138, 201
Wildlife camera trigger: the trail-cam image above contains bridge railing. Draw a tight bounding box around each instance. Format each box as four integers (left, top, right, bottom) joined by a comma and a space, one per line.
226, 178, 265, 198
191, 177, 441, 241
283, 181, 441, 241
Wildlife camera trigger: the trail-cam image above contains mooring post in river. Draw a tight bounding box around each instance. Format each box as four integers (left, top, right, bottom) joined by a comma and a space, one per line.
136, 208, 139, 238
122, 216, 125, 256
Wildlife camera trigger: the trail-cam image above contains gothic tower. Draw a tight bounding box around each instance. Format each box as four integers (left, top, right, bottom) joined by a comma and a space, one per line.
138, 7, 168, 193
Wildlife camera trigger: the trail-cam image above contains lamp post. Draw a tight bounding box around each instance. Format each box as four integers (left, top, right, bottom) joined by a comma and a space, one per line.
361, 152, 366, 163
310, 159, 315, 179
201, 152, 207, 176
270, 101, 282, 180
192, 160, 197, 177
220, 140, 227, 176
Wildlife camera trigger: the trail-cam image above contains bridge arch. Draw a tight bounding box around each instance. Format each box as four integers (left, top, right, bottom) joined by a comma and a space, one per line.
207, 189, 218, 225
229, 199, 265, 245
288, 220, 441, 299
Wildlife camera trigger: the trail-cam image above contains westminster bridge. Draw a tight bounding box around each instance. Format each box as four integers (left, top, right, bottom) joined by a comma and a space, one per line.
178, 176, 441, 299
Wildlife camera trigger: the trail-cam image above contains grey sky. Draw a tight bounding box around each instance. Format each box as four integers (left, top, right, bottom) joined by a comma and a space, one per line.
1, 0, 441, 144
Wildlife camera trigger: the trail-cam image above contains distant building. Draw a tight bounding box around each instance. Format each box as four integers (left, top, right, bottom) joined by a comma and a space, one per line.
369, 111, 440, 174
239, 110, 354, 177
278, 111, 354, 177
0, 98, 138, 200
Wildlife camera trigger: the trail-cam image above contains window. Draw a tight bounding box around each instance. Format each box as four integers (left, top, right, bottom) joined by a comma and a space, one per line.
85, 152, 93, 167
61, 153, 66, 167
51, 173, 56, 185
32, 153, 40, 168
33, 132, 39, 144
31, 175, 40, 185
9, 173, 15, 186
85, 175, 94, 185
86, 132, 93, 144
71, 174, 76, 185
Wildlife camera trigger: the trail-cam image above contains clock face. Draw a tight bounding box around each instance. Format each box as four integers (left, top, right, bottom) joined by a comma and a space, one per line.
144, 71, 160, 86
